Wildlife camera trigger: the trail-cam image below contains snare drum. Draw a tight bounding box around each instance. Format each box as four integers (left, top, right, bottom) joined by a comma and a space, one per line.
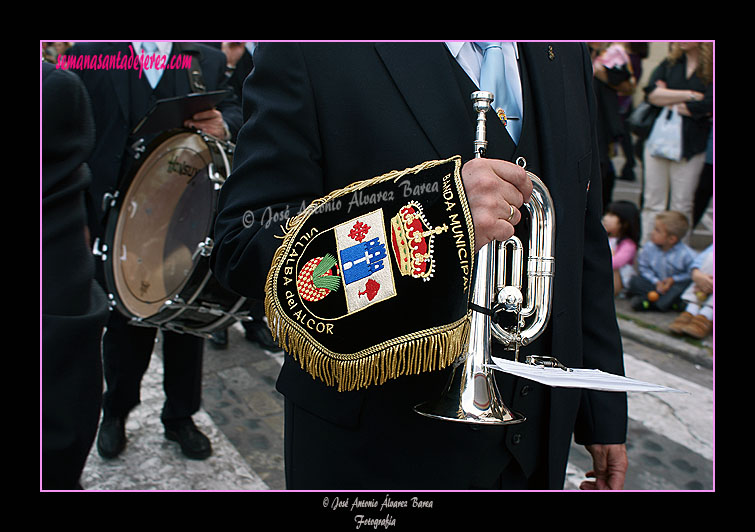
99, 129, 248, 336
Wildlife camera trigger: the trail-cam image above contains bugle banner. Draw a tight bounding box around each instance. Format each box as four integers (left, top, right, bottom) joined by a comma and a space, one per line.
265, 156, 476, 391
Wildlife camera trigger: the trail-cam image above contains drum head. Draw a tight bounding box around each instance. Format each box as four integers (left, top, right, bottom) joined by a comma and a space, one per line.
111, 131, 216, 318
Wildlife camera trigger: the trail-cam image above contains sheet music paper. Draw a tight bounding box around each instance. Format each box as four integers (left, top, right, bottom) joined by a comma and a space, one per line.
489, 357, 686, 393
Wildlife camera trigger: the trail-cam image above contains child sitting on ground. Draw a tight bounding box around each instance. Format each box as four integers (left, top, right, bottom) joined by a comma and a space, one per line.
626, 211, 697, 311
669, 244, 713, 339
602, 201, 641, 296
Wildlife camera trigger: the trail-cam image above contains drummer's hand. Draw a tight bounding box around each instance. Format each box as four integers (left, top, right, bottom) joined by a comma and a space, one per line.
184, 109, 228, 139
461, 158, 532, 253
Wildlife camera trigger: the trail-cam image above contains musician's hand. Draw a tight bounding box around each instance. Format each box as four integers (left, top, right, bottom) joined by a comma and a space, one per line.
461, 158, 532, 253
184, 109, 228, 139
579, 443, 628, 490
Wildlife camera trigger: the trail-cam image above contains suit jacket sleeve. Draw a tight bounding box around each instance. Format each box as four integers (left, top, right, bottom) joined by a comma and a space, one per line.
572, 44, 628, 446
211, 43, 324, 300
42, 62, 105, 317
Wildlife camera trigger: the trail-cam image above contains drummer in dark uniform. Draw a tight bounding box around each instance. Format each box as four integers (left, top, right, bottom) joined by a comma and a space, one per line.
65, 41, 242, 461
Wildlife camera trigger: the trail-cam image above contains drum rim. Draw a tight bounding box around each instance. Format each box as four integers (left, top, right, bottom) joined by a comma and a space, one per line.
102, 128, 231, 328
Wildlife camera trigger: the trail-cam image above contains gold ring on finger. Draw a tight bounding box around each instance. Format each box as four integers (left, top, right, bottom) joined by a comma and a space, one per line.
506, 204, 515, 222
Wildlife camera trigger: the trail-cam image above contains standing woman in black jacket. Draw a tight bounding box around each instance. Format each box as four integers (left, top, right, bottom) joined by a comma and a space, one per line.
640, 42, 713, 244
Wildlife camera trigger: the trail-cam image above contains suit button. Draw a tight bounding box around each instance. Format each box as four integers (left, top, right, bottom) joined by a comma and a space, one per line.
512, 433, 522, 445
520, 385, 531, 396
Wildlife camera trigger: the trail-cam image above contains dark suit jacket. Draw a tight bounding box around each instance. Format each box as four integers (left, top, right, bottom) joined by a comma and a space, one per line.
65, 41, 242, 239
41, 61, 109, 489
200, 42, 254, 103
211, 42, 627, 489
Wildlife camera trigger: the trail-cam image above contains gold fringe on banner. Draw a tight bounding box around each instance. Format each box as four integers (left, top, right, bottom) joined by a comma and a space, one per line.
265, 304, 470, 392
263, 157, 474, 392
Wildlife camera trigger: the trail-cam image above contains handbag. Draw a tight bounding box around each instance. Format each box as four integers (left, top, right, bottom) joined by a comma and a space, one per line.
627, 101, 661, 140
646, 106, 683, 161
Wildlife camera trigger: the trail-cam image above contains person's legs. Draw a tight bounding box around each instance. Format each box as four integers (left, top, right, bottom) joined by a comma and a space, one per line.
668, 153, 705, 243
161, 331, 211, 460
640, 149, 670, 245
97, 313, 157, 458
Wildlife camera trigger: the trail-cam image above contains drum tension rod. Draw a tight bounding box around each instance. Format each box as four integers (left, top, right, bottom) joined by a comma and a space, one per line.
192, 238, 214, 260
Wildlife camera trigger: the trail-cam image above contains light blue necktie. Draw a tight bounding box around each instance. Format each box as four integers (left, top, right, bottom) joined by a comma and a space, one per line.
141, 42, 163, 89
475, 42, 522, 144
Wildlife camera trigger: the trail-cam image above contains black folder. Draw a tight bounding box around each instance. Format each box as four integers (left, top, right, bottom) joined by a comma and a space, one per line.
132, 89, 231, 136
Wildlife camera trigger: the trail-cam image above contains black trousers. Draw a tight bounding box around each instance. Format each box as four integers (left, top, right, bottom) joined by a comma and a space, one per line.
101, 310, 204, 425
283, 397, 547, 490
42, 300, 107, 490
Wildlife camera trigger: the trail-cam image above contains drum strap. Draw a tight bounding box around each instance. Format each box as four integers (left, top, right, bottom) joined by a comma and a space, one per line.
173, 42, 207, 94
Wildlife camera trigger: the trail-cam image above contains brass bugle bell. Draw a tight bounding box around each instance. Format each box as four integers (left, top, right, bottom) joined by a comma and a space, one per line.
414, 91, 556, 425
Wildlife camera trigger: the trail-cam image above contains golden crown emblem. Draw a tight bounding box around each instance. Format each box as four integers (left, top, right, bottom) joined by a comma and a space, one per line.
390, 201, 448, 281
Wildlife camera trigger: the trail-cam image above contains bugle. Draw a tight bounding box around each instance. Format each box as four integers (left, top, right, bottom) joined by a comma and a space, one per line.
414, 90, 556, 424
